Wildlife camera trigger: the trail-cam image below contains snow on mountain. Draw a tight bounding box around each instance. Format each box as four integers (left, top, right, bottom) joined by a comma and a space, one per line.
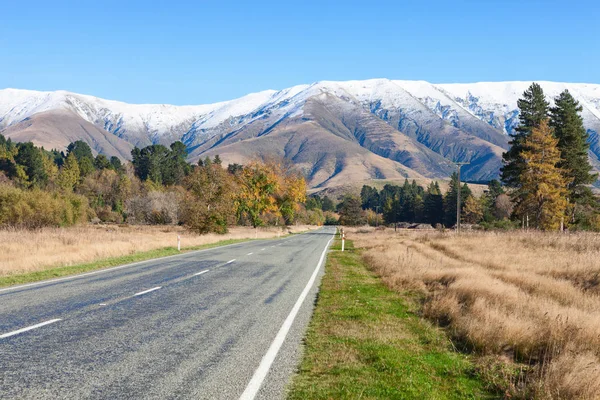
1, 79, 600, 185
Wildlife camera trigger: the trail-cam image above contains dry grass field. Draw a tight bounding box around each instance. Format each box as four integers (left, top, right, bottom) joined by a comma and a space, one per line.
0, 224, 315, 277
352, 228, 600, 399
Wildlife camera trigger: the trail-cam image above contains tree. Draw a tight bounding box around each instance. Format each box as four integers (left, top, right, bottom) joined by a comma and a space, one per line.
94, 154, 112, 170
462, 195, 484, 224
501, 83, 549, 188
110, 156, 123, 171
182, 162, 236, 233
57, 152, 80, 192
493, 194, 514, 220
338, 195, 366, 226
321, 196, 335, 212
236, 162, 279, 228
67, 141, 95, 178
360, 185, 379, 210
15, 142, 47, 187
513, 119, 570, 230
423, 181, 444, 225
550, 90, 597, 204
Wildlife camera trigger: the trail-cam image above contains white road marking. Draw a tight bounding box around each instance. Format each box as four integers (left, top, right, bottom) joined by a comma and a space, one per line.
239, 232, 335, 400
261, 248, 266, 251
193, 270, 210, 276
0, 319, 62, 339
226, 259, 236, 264
133, 287, 161, 296
99, 303, 107, 306
247, 252, 253, 256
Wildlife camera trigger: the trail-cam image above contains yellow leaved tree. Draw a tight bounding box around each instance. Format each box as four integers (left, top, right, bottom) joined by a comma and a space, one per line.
513, 119, 571, 230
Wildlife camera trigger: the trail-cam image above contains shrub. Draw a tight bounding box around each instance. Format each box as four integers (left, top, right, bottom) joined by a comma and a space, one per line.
0, 183, 89, 228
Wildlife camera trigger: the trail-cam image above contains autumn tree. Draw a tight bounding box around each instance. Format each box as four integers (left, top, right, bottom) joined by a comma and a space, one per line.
182, 162, 236, 233
462, 195, 484, 224
236, 161, 279, 228
57, 152, 80, 192
513, 119, 570, 230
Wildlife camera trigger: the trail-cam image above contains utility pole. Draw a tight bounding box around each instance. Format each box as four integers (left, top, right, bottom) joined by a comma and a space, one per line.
454, 162, 469, 233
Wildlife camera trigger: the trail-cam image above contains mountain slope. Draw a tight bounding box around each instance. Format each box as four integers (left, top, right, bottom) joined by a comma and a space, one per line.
1, 109, 133, 159
1, 80, 599, 187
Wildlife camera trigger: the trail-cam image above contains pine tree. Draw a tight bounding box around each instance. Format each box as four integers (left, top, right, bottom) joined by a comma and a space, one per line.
513, 119, 570, 230
501, 83, 549, 187
550, 90, 597, 203
423, 181, 444, 225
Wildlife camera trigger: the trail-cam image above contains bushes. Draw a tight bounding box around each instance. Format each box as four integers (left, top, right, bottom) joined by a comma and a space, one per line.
0, 184, 89, 228
125, 190, 180, 225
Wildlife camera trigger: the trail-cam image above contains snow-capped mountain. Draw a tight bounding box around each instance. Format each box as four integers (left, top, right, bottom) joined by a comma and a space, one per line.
1, 80, 600, 188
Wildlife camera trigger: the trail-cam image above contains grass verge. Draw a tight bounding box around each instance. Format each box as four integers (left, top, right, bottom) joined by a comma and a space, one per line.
288, 238, 498, 399
0, 238, 251, 288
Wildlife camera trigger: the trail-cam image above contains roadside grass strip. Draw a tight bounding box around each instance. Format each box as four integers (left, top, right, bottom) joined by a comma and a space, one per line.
288, 238, 498, 399
0, 238, 251, 289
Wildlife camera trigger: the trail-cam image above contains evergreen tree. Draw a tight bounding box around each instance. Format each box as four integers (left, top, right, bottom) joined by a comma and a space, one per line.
15, 142, 47, 187
94, 154, 112, 170
550, 90, 597, 204
109, 156, 122, 171
321, 196, 335, 212
501, 83, 549, 187
338, 195, 366, 226
423, 182, 444, 225
513, 120, 570, 230
360, 185, 379, 210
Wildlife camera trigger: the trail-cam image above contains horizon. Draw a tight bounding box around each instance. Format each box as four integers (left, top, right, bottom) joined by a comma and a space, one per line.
1, 1, 599, 105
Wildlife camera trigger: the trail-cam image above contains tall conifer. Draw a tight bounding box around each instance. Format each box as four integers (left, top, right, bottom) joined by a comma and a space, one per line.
501, 83, 549, 187
550, 90, 597, 202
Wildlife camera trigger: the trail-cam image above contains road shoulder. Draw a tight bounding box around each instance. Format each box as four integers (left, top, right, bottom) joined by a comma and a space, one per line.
287, 237, 497, 399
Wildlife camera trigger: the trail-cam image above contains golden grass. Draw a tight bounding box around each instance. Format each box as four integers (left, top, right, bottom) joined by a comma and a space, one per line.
0, 224, 316, 276
351, 228, 600, 399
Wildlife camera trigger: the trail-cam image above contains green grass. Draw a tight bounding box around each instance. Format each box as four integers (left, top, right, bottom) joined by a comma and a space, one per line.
288, 238, 499, 400
0, 238, 252, 288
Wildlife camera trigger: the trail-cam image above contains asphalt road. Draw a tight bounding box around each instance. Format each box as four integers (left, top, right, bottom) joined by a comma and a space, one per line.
0, 227, 336, 400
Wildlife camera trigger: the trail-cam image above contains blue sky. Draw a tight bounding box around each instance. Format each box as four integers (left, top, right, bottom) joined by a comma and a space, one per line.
1, 0, 598, 105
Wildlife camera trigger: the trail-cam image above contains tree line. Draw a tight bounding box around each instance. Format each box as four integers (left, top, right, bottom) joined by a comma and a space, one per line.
0, 137, 325, 232
338, 83, 599, 231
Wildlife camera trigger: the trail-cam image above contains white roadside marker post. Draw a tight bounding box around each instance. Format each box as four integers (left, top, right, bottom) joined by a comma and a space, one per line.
341, 231, 345, 252
177, 234, 181, 252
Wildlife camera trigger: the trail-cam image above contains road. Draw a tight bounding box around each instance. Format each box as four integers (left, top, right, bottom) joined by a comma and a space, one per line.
0, 227, 336, 399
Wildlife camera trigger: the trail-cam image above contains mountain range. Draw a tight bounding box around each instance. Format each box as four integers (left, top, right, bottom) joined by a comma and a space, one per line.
1, 79, 600, 189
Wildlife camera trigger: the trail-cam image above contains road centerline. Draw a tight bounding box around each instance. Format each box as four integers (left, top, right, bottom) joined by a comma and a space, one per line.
0, 319, 62, 339
193, 270, 210, 276
247, 252, 253, 256
133, 287, 162, 297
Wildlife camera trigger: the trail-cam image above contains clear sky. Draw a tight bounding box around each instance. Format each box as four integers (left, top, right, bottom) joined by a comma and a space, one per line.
1, 0, 598, 105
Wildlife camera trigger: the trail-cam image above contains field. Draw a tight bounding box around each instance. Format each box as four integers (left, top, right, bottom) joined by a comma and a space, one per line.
288, 237, 495, 399
353, 228, 600, 399
0, 224, 315, 279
